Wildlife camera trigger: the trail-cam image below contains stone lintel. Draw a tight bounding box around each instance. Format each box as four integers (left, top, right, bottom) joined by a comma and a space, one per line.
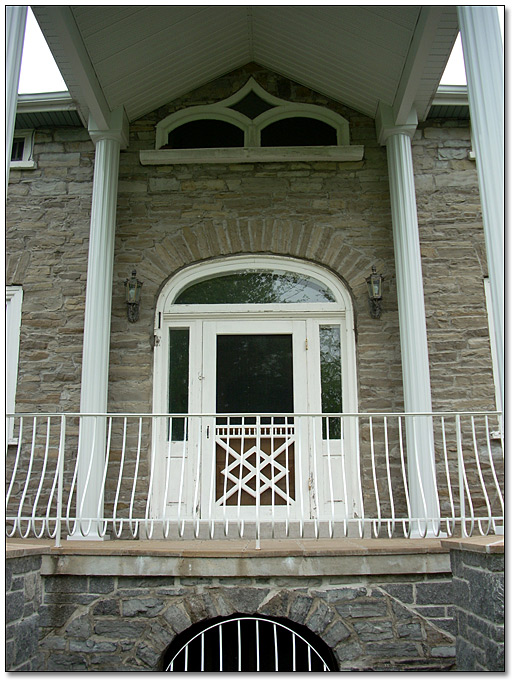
139, 145, 364, 165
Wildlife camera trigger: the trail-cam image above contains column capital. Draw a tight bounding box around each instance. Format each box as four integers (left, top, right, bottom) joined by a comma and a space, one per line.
88, 106, 129, 148
375, 102, 418, 146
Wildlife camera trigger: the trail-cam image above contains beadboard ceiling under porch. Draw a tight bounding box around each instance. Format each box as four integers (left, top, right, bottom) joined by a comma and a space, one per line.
31, 5, 459, 129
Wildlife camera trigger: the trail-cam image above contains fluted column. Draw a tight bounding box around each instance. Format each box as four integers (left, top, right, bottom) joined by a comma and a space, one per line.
5, 5, 27, 191
74, 109, 128, 538
376, 104, 440, 533
458, 6, 504, 412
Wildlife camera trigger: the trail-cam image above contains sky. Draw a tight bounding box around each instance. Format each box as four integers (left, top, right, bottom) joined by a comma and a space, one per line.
17, 5, 505, 95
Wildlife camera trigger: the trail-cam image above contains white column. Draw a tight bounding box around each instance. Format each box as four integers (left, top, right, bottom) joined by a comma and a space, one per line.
5, 5, 27, 191
457, 6, 504, 412
74, 109, 128, 538
376, 105, 440, 534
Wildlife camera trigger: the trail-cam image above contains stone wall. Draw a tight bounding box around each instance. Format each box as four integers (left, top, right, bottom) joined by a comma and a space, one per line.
6, 65, 499, 528
5, 64, 495, 419
6, 551, 44, 671
37, 571, 455, 671
448, 542, 505, 671
6, 127, 94, 413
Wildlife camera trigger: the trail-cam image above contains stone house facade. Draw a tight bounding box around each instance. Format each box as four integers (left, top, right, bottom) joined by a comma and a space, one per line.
5, 5, 504, 672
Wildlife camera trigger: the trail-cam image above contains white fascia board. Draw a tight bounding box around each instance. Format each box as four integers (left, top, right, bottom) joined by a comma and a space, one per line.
31, 6, 111, 129
16, 91, 76, 113
432, 85, 469, 106
392, 6, 445, 126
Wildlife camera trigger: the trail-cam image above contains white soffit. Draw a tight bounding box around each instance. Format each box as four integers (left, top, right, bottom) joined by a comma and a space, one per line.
32, 5, 458, 124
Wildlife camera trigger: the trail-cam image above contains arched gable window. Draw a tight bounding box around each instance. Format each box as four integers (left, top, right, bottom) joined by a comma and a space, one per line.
140, 78, 364, 164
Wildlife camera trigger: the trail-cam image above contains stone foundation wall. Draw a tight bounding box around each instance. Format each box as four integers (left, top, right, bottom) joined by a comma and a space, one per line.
6, 552, 43, 671
449, 545, 505, 671
38, 571, 456, 671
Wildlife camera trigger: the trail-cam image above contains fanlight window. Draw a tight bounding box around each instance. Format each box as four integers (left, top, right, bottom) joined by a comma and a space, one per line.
174, 270, 337, 305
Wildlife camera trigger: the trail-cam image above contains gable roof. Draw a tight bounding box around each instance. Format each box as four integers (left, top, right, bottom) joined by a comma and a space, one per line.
31, 5, 459, 128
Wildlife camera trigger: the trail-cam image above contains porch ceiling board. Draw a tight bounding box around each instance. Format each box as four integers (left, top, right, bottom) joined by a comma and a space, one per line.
32, 5, 458, 124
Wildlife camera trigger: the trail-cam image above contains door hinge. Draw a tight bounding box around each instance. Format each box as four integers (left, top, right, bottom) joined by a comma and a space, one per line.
305, 338, 309, 351
154, 334, 161, 347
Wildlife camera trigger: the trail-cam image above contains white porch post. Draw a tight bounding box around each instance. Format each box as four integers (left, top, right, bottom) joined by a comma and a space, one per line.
376, 104, 440, 534
74, 108, 128, 538
5, 5, 27, 191
457, 6, 504, 412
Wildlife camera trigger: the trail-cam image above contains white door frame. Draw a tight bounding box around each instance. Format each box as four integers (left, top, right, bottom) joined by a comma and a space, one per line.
152, 256, 360, 527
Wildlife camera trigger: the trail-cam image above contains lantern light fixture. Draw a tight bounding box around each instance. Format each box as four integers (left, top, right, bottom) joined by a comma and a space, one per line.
366, 265, 384, 319
124, 269, 143, 323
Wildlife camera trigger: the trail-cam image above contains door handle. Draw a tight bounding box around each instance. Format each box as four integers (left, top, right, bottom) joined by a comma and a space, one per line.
206, 425, 210, 439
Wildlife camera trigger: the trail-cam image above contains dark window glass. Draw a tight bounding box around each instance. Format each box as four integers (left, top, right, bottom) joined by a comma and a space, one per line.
229, 91, 274, 119
175, 271, 336, 304
165, 120, 244, 149
169, 329, 190, 440
217, 334, 294, 416
261, 117, 337, 147
11, 138, 25, 161
320, 325, 342, 439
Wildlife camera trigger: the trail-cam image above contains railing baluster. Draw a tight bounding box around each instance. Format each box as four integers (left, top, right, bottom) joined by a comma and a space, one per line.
397, 416, 412, 538
54, 415, 66, 547
113, 416, 127, 538
369, 416, 381, 538
177, 416, 188, 538
18, 416, 38, 538
471, 415, 493, 536
33, 417, 52, 538
456, 414, 474, 537
325, 416, 334, 538
129, 416, 143, 539
384, 416, 395, 538
311, 416, 320, 538
161, 416, 172, 539
484, 414, 504, 532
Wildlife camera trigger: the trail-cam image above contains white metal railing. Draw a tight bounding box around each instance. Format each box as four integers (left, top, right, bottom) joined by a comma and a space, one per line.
5, 412, 504, 546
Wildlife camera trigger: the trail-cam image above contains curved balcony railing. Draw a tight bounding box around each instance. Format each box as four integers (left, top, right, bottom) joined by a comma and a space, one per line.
5, 412, 503, 547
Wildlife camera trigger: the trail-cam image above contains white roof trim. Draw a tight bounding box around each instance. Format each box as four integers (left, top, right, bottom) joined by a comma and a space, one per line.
16, 91, 76, 112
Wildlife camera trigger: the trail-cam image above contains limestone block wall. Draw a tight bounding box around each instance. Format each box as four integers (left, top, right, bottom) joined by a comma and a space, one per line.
5, 66, 495, 419
6, 127, 95, 413
110, 64, 402, 416
6, 67, 498, 527
412, 121, 495, 411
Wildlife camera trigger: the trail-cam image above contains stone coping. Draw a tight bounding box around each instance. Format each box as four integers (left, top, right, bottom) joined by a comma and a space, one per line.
7, 537, 447, 558
6, 541, 52, 559
7, 537, 458, 577
440, 535, 504, 555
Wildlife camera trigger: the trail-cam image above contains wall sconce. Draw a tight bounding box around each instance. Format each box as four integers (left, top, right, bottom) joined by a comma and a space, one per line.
124, 269, 143, 323
366, 265, 384, 319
